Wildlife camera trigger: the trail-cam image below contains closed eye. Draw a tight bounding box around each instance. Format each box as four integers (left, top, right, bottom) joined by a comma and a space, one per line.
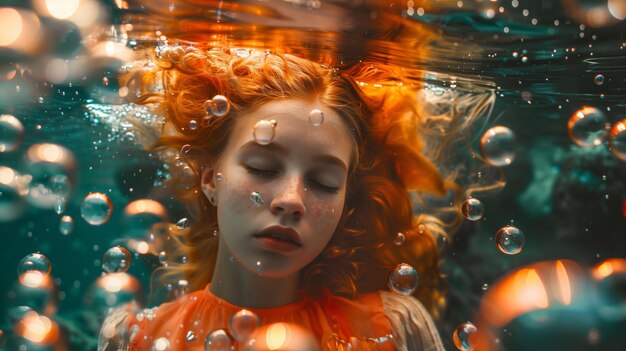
244, 165, 340, 194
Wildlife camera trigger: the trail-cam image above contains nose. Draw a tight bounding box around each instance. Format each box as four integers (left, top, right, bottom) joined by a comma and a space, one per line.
269, 175, 306, 218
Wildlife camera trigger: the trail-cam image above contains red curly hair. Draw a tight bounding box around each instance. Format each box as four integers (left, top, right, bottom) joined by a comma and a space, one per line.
123, 46, 481, 318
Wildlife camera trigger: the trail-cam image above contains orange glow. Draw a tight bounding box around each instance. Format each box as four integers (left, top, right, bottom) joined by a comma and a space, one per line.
524, 269, 550, 309
45, 0, 80, 19
556, 260, 572, 305
0, 8, 22, 46
19, 271, 47, 288
266, 323, 288, 350
136, 241, 150, 254
592, 258, 626, 280
124, 199, 167, 218
17, 311, 60, 345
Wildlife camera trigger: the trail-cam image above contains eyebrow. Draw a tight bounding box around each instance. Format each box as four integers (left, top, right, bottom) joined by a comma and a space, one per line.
238, 141, 348, 172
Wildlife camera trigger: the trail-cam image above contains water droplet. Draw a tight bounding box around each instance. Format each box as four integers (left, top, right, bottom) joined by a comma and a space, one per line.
204, 95, 230, 117
393, 232, 406, 246
189, 120, 198, 130
80, 192, 113, 225
54, 198, 66, 214
152, 337, 171, 350
609, 118, 626, 161
568, 106, 610, 147
102, 246, 131, 273
388, 263, 419, 296
481, 283, 489, 291
480, 126, 516, 166
495, 225, 525, 255
204, 329, 233, 351
59, 215, 74, 235
250, 192, 263, 207
512, 51, 519, 58
521, 56, 528, 63
17, 253, 51, 276
0, 114, 24, 152
253, 120, 276, 145
159, 251, 168, 265
176, 217, 190, 230
229, 309, 261, 342
216, 172, 223, 181
462, 198, 485, 221
453, 322, 480, 351
185, 330, 197, 342
594, 74, 605, 85
308, 109, 324, 126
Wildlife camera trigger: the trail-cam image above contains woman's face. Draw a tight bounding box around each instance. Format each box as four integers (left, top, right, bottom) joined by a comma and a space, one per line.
203, 98, 354, 278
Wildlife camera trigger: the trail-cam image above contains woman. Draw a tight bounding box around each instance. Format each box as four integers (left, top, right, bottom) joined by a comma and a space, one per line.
99, 47, 482, 351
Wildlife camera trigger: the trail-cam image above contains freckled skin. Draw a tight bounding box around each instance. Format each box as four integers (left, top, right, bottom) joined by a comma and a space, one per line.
204, 98, 354, 278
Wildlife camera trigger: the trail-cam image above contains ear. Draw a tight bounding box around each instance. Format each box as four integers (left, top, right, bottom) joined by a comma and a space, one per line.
200, 162, 218, 203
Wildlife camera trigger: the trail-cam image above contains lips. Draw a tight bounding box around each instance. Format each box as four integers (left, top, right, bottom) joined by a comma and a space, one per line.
254, 225, 303, 247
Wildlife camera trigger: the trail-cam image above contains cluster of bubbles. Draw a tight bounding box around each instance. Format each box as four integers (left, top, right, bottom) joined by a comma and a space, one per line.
388, 263, 419, 296
568, 107, 626, 161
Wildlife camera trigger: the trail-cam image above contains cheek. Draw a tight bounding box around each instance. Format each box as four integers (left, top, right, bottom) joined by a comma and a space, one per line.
221, 178, 255, 216
309, 197, 343, 233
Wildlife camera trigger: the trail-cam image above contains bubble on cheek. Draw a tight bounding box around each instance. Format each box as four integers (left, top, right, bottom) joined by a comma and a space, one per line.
216, 172, 224, 181
255, 261, 262, 273
249, 192, 264, 207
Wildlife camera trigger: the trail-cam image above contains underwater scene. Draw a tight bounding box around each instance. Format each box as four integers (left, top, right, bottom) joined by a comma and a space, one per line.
0, 0, 625, 350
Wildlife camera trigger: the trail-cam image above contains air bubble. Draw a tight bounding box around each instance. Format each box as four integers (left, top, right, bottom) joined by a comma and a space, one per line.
204, 329, 233, 351
480, 126, 517, 166
102, 246, 131, 273
388, 263, 419, 296
204, 95, 230, 117
152, 337, 170, 351
0, 114, 24, 152
253, 120, 277, 145
495, 225, 525, 255
308, 109, 324, 126
176, 218, 190, 230
594, 74, 605, 85
17, 253, 51, 277
229, 309, 261, 342
393, 232, 406, 246
453, 322, 480, 351
609, 118, 626, 161
59, 215, 74, 235
462, 198, 485, 221
80, 192, 113, 225
250, 192, 263, 207
568, 106, 610, 147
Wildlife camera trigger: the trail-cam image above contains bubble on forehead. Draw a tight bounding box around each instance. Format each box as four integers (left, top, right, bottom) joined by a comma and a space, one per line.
308, 109, 324, 126
252, 119, 277, 145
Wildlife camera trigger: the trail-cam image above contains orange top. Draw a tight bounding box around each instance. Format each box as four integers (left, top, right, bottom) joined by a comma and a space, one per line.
126, 284, 396, 351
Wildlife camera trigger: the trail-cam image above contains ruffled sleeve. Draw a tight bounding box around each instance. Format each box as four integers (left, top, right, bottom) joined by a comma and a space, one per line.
380, 291, 445, 351
98, 306, 131, 351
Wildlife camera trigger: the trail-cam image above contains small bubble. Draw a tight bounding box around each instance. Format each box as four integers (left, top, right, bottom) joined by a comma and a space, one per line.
253, 119, 277, 145
229, 309, 261, 342
159, 251, 168, 265
185, 330, 197, 342
481, 283, 489, 291
216, 173, 223, 181
204, 329, 233, 351
152, 337, 170, 351
462, 198, 485, 221
521, 56, 528, 63
59, 215, 74, 235
495, 225, 525, 255
102, 246, 131, 273
594, 74, 605, 85
388, 263, 419, 296
17, 253, 51, 276
189, 120, 198, 130
393, 232, 406, 246
308, 109, 324, 126
250, 192, 263, 207
453, 322, 480, 351
176, 218, 190, 230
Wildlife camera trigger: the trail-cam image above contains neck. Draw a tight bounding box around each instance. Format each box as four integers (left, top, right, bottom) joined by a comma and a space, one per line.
209, 239, 301, 308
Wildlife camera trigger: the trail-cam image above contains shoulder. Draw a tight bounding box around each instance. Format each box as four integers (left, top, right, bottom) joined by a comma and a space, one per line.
98, 305, 133, 351
379, 291, 445, 351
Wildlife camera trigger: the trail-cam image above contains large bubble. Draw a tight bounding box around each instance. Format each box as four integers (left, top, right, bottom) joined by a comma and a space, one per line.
0, 166, 27, 222
80, 192, 113, 225
204, 329, 233, 351
253, 120, 277, 145
17, 253, 51, 276
461, 198, 485, 221
388, 263, 419, 296
495, 225, 526, 255
480, 126, 517, 166
0, 114, 24, 152
567, 106, 610, 147
24, 143, 75, 209
609, 118, 626, 161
